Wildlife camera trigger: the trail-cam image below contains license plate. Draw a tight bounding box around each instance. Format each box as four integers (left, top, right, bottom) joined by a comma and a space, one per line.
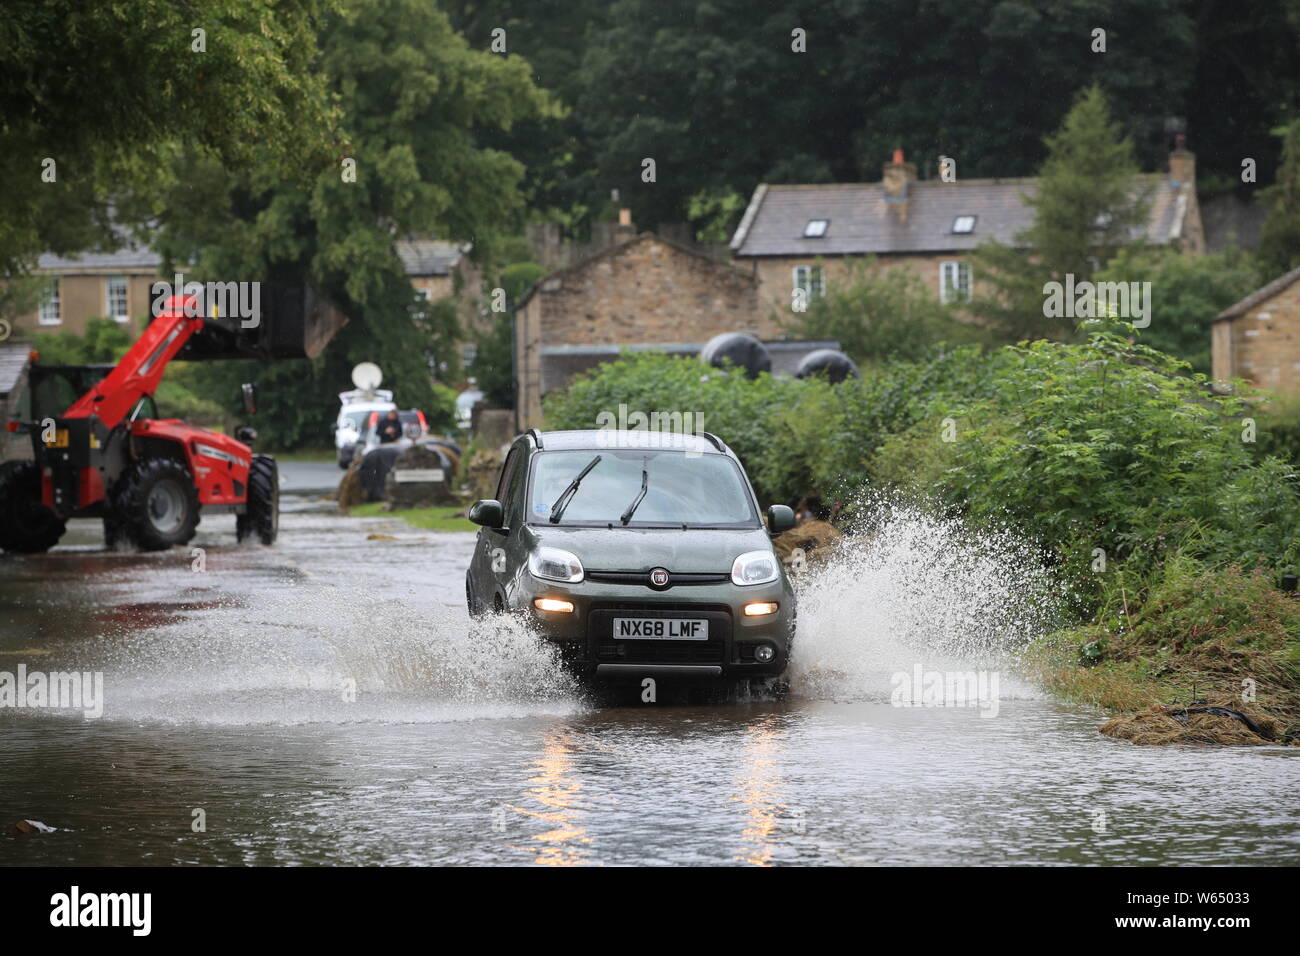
613, 618, 709, 641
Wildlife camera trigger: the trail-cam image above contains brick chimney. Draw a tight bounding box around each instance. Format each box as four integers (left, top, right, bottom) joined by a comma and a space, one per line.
882, 147, 917, 221
1168, 133, 1195, 185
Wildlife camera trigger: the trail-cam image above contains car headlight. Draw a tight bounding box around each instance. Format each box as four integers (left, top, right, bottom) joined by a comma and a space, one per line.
731, 550, 779, 586
529, 546, 584, 583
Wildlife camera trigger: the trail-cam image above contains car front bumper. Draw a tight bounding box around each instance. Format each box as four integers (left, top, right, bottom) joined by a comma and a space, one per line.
515, 577, 794, 681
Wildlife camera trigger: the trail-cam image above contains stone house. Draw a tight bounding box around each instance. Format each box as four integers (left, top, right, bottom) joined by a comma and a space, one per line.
1212, 265, 1300, 394
513, 232, 787, 429
8, 243, 164, 339
730, 146, 1207, 316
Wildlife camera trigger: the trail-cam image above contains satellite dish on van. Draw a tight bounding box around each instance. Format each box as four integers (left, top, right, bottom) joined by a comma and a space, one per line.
351, 362, 383, 391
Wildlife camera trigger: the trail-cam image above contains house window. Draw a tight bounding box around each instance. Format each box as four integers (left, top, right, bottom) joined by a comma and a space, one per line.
803, 219, 829, 238
461, 342, 478, 367
951, 215, 976, 234
106, 276, 129, 323
793, 265, 825, 301
939, 261, 971, 303
38, 279, 61, 325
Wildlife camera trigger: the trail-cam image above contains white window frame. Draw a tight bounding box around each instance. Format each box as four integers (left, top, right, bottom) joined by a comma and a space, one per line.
792, 264, 825, 301
939, 261, 971, 304
38, 279, 61, 325
106, 276, 129, 323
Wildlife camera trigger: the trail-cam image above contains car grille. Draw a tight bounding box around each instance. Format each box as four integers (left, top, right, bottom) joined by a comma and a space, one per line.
586, 571, 729, 588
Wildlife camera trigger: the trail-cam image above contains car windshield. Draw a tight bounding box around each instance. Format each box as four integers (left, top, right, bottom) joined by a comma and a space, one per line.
528, 450, 759, 528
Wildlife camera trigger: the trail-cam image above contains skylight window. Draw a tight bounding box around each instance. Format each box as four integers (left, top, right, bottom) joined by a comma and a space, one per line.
803, 219, 829, 238
952, 215, 976, 234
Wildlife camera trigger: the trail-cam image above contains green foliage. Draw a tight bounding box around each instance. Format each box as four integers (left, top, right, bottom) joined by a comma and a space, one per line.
1093, 246, 1262, 373
0, 274, 46, 322
0, 0, 338, 274
32, 318, 131, 364
146, 0, 550, 448
1254, 392, 1300, 469
544, 334, 1300, 596
787, 259, 994, 364
470, 313, 515, 409
911, 331, 1300, 583
970, 86, 1151, 339
1258, 118, 1300, 278
687, 189, 746, 243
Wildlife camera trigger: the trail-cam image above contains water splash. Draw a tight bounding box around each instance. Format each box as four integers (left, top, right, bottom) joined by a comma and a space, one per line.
789, 500, 1066, 701
74, 587, 582, 726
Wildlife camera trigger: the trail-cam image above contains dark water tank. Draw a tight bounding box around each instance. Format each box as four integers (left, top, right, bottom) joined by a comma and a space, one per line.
700, 332, 771, 379
795, 348, 859, 384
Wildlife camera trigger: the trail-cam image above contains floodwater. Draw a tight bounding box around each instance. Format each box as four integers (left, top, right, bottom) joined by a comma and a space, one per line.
2, 463, 1297, 866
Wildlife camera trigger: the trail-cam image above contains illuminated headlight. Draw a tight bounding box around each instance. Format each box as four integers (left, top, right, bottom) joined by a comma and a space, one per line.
743, 602, 780, 617
731, 550, 779, 586
534, 597, 575, 613
528, 547, 584, 583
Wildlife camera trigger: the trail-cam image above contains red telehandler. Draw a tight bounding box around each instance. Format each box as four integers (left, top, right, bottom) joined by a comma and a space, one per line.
0, 284, 345, 553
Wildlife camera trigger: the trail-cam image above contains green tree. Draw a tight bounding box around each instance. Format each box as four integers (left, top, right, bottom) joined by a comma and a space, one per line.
1258, 118, 1300, 277
970, 86, 1151, 339
0, 0, 338, 275
147, 0, 549, 448
1093, 246, 1262, 373
570, 0, 1194, 229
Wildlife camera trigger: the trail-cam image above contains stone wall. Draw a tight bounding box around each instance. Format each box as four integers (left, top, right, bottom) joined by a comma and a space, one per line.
1214, 280, 1300, 395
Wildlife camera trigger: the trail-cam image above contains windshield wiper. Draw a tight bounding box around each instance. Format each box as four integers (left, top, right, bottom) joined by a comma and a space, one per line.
548, 455, 602, 524
619, 459, 649, 525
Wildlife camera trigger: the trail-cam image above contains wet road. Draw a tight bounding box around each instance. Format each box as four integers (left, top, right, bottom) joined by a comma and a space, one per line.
2, 466, 1297, 866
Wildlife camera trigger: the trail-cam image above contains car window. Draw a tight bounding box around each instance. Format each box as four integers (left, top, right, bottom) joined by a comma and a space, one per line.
527, 450, 759, 528
502, 447, 529, 525
496, 445, 521, 503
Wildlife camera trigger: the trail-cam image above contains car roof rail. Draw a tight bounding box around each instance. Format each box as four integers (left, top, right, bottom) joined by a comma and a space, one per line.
528, 427, 545, 449
701, 431, 727, 452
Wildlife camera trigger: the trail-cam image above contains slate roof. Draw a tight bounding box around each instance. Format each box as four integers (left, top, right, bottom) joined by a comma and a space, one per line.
730, 174, 1189, 257
396, 239, 468, 276
37, 244, 162, 272
1213, 265, 1300, 324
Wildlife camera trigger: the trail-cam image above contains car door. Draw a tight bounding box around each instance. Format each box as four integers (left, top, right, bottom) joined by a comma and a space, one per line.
472, 441, 523, 609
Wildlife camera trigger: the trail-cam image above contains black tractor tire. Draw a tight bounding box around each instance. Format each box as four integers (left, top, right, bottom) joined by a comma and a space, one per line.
112, 458, 200, 551
236, 454, 279, 545
0, 460, 66, 553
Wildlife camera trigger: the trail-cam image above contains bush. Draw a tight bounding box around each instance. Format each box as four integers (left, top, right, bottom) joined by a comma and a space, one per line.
915, 329, 1300, 581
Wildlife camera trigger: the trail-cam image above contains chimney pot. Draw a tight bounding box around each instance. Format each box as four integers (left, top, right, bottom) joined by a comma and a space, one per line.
881, 149, 918, 213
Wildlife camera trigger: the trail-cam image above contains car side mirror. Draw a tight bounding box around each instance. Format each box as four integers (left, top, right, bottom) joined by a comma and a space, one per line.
766, 504, 795, 535
469, 499, 505, 530
241, 382, 257, 415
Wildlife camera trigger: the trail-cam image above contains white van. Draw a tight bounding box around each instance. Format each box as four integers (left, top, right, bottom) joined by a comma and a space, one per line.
335, 388, 395, 468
